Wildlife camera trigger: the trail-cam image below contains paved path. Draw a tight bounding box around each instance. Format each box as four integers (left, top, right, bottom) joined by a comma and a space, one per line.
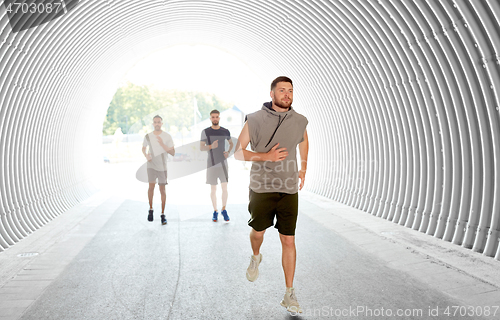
0, 162, 498, 319
1, 200, 479, 319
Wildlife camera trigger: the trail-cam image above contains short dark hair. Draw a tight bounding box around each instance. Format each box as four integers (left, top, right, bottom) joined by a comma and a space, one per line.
210, 110, 220, 115
271, 76, 293, 91
153, 115, 162, 121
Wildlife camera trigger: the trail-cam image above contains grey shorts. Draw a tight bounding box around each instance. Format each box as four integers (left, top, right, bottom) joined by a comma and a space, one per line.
148, 169, 168, 185
206, 164, 228, 185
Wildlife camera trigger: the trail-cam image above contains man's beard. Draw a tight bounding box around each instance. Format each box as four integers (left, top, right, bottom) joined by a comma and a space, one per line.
274, 99, 292, 109
212, 121, 219, 126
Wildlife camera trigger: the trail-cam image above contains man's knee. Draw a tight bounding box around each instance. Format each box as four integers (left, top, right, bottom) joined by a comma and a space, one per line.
159, 185, 166, 194
250, 228, 266, 239
148, 183, 156, 191
280, 234, 295, 247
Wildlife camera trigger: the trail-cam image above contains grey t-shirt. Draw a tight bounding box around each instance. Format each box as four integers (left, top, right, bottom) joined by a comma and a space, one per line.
246, 102, 308, 194
143, 131, 174, 171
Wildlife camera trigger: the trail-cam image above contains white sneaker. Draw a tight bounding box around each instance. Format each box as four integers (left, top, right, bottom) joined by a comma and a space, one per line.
280, 288, 303, 314
246, 253, 262, 282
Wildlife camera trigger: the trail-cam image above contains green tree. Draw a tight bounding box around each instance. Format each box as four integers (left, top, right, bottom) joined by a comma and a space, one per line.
102, 82, 156, 135
102, 82, 233, 135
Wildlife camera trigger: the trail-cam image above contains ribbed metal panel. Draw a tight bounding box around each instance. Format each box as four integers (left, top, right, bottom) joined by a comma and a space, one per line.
0, 0, 499, 260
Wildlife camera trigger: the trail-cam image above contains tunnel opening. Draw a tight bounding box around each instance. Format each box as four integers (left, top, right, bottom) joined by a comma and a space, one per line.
96, 44, 265, 211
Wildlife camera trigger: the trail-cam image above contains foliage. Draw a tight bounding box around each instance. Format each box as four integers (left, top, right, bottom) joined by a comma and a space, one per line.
102, 82, 232, 135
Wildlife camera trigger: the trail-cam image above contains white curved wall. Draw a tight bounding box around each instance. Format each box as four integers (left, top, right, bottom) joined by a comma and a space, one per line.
0, 0, 499, 260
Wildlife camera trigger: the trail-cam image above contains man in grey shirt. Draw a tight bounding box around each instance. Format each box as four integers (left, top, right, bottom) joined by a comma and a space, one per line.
142, 115, 175, 225
235, 76, 309, 314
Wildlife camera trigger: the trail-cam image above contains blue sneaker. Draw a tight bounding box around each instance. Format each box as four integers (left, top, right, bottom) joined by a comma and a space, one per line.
221, 209, 230, 221
212, 211, 218, 222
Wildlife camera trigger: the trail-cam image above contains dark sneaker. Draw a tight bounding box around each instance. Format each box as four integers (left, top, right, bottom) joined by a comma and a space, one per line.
221, 209, 230, 221
148, 209, 153, 222
212, 211, 218, 222
161, 214, 167, 225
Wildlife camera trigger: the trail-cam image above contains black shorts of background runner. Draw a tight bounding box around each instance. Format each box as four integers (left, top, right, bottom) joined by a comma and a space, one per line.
247, 189, 298, 236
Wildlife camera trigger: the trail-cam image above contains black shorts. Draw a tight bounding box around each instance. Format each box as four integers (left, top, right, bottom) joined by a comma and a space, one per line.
147, 169, 168, 185
206, 164, 228, 185
247, 189, 298, 236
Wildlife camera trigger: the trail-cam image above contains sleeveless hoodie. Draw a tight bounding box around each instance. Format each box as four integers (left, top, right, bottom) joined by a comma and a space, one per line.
245, 102, 308, 193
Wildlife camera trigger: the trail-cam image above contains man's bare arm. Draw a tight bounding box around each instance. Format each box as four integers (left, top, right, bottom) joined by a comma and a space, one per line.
298, 129, 308, 190
234, 122, 288, 162
159, 143, 175, 156
299, 129, 308, 172
200, 140, 218, 151
224, 139, 234, 158
142, 146, 152, 161
156, 135, 175, 156
200, 141, 210, 151
167, 147, 175, 156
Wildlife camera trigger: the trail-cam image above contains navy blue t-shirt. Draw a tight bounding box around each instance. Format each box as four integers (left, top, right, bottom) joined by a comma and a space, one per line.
201, 127, 231, 167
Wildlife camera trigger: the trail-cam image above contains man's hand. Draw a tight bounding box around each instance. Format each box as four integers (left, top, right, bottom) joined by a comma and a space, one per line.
299, 170, 306, 190
267, 143, 288, 162
156, 135, 164, 146
223, 151, 229, 158
211, 140, 219, 149
146, 154, 152, 162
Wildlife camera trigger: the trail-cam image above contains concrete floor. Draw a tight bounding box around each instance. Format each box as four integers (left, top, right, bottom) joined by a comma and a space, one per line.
0, 161, 499, 319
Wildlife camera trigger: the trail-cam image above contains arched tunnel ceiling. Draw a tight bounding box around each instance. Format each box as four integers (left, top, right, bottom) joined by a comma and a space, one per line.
1, 0, 500, 261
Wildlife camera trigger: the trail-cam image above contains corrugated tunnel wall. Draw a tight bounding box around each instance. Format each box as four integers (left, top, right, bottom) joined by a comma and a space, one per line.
1, 0, 499, 261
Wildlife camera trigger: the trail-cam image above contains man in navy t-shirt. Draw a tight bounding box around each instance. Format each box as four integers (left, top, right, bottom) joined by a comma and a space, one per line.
200, 109, 233, 222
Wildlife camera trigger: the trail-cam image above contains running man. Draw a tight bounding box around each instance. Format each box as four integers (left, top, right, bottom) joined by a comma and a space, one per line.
235, 76, 308, 314
142, 115, 175, 225
200, 109, 234, 222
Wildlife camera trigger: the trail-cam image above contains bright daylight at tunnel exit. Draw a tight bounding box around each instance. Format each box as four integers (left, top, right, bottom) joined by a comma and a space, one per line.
0, 1, 500, 319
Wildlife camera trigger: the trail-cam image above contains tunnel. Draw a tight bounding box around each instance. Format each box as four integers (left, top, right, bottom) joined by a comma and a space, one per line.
1, 0, 500, 264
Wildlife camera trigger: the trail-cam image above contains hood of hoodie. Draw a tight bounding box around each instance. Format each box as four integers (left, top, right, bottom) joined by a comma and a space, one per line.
260, 101, 296, 148
262, 101, 295, 118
